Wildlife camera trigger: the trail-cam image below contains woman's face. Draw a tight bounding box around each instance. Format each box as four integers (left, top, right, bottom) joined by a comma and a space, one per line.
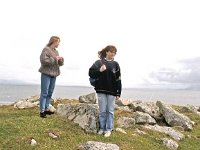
52, 40, 60, 48
54, 40, 60, 48
106, 50, 116, 60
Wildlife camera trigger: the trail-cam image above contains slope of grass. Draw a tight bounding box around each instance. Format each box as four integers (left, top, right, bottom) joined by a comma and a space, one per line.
0, 100, 200, 150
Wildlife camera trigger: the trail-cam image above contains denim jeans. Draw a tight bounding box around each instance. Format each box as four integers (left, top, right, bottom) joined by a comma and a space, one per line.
39, 73, 56, 112
97, 93, 115, 132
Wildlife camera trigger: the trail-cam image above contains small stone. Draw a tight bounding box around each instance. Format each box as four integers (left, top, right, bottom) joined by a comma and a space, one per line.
48, 132, 58, 139
30, 138, 37, 146
115, 128, 127, 134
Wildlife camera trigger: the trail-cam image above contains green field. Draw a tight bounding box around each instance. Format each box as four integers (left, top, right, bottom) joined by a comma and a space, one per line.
0, 100, 200, 150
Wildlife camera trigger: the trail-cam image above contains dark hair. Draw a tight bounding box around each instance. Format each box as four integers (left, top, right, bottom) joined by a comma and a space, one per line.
46, 36, 60, 47
98, 45, 117, 59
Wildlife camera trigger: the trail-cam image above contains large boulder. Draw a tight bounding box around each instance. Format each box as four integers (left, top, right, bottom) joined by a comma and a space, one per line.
129, 101, 161, 120
56, 103, 99, 133
156, 101, 194, 131
134, 111, 157, 125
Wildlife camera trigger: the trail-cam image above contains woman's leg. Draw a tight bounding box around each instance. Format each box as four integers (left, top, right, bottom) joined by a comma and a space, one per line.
97, 93, 107, 131
39, 74, 51, 113
106, 94, 115, 131
45, 76, 56, 110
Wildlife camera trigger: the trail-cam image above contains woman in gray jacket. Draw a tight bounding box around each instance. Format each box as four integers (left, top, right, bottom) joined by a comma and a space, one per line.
38, 36, 64, 118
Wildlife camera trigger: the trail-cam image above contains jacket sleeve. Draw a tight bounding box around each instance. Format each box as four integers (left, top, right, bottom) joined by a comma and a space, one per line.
57, 51, 64, 66
115, 62, 122, 97
89, 60, 101, 78
40, 49, 55, 66
58, 58, 64, 66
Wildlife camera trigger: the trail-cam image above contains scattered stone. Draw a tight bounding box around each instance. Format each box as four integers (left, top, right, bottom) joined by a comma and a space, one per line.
134, 128, 147, 135
48, 132, 58, 139
162, 138, 179, 150
117, 117, 135, 128
30, 138, 37, 146
115, 128, 127, 134
144, 124, 184, 141
77, 141, 119, 150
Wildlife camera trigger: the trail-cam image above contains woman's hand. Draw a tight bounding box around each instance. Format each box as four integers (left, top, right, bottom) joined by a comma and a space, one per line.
56, 56, 63, 61
100, 64, 106, 72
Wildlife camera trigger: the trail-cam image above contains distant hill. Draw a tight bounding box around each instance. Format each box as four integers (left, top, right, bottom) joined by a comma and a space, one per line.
0, 79, 30, 85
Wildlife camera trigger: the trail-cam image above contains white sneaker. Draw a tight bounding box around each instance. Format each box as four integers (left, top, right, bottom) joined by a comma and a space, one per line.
98, 130, 104, 135
104, 131, 111, 137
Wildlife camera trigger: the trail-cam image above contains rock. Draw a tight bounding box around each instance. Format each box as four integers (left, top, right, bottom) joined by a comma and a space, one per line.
144, 124, 184, 141
14, 95, 39, 109
48, 132, 58, 139
79, 92, 98, 104
14, 101, 37, 109
129, 101, 161, 120
134, 128, 147, 135
30, 138, 37, 146
162, 138, 179, 150
57, 103, 99, 133
115, 128, 127, 134
156, 101, 193, 131
117, 117, 135, 128
77, 141, 119, 150
134, 111, 157, 125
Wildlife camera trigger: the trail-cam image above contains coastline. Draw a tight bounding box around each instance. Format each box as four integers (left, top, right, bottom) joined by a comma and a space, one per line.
1, 84, 200, 106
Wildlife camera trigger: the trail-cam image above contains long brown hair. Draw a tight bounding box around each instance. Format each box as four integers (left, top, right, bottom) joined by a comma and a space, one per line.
46, 36, 60, 47
98, 45, 117, 59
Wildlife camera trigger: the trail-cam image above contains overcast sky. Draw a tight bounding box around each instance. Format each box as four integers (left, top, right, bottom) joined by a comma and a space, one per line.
0, 0, 200, 88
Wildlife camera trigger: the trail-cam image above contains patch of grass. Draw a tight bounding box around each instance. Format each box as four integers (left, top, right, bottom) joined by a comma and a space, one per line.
0, 102, 200, 150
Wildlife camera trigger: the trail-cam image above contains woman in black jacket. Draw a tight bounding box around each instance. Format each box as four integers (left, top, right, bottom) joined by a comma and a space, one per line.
89, 45, 122, 137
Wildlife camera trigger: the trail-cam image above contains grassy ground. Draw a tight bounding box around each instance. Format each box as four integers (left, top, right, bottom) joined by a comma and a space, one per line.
0, 100, 200, 150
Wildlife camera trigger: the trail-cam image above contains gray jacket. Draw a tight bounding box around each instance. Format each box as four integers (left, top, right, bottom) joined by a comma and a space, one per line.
38, 47, 64, 77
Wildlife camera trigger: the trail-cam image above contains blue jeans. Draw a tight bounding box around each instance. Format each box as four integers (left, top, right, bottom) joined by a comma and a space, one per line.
97, 93, 115, 132
39, 73, 56, 112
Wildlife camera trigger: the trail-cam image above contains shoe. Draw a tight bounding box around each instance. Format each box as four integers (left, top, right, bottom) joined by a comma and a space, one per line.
44, 110, 55, 115
104, 131, 111, 137
40, 112, 47, 118
98, 130, 104, 135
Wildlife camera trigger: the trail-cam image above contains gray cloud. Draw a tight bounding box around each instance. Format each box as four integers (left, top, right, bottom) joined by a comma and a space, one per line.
149, 57, 200, 86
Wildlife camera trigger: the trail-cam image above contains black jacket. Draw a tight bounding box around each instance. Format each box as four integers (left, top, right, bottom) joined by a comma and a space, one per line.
89, 58, 122, 96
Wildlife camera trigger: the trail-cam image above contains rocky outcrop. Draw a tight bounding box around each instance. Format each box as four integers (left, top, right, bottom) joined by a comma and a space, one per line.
56, 103, 99, 133
156, 101, 194, 130
12, 93, 198, 150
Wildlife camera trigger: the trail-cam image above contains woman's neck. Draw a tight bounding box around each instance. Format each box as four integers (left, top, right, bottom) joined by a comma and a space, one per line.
105, 57, 113, 61
49, 45, 55, 50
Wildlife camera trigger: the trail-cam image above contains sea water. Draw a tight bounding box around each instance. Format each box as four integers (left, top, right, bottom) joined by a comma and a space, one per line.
0, 84, 200, 106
